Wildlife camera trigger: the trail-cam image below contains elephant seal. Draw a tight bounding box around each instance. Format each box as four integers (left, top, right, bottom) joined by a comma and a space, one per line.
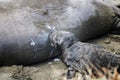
0, 0, 120, 65
57, 0, 120, 41
50, 31, 120, 79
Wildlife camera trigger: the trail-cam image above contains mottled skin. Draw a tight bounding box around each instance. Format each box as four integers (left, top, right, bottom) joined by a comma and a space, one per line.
50, 31, 120, 79
63, 42, 120, 78
0, 0, 120, 65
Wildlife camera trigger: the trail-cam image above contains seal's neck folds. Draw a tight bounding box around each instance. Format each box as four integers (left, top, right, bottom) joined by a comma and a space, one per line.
49, 31, 79, 50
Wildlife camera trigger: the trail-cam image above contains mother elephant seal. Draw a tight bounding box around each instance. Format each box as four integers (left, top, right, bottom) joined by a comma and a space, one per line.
0, 0, 119, 65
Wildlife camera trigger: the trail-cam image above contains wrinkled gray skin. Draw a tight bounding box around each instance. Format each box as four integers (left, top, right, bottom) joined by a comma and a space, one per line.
0, 0, 120, 65
50, 31, 120, 79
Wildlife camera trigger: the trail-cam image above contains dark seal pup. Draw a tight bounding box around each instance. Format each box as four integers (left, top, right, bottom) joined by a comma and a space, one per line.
50, 31, 120, 79
0, 0, 120, 65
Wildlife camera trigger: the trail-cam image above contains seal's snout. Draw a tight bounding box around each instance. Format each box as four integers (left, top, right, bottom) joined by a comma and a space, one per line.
49, 31, 78, 50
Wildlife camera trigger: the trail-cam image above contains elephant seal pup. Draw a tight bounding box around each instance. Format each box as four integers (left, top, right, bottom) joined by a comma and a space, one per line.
0, 0, 120, 65
50, 31, 120, 79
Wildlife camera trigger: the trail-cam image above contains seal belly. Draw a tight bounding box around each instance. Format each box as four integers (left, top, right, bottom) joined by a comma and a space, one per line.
0, 27, 57, 65
0, 6, 57, 65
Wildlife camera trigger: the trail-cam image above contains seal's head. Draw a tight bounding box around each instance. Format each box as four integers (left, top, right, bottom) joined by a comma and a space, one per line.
49, 31, 78, 50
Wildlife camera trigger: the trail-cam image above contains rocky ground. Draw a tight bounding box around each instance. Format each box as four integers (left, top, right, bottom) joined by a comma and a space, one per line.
0, 34, 119, 80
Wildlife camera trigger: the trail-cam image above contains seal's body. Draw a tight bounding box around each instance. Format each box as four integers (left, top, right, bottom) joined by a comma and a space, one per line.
0, 0, 119, 65
57, 0, 119, 41
50, 31, 120, 79
62, 42, 120, 78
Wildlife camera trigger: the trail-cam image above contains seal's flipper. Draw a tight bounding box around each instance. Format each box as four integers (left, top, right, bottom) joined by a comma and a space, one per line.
111, 23, 120, 34
111, 6, 120, 34
112, 6, 120, 20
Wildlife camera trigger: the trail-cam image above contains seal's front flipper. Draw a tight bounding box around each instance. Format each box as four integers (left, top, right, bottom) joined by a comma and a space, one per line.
111, 6, 120, 34
112, 4, 120, 15
111, 23, 120, 34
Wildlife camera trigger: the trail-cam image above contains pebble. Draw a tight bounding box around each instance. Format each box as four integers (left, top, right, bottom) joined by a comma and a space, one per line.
53, 58, 60, 62
104, 39, 110, 44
